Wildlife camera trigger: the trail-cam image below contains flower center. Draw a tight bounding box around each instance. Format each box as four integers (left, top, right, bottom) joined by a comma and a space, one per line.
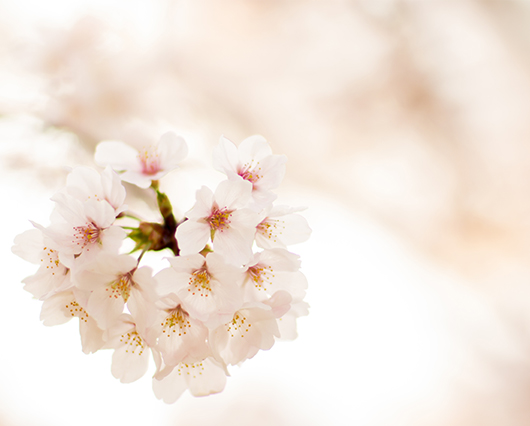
41, 246, 65, 276
107, 273, 133, 301
227, 312, 252, 337
139, 145, 161, 175
247, 263, 274, 291
207, 207, 233, 232
256, 218, 283, 243
120, 330, 145, 355
238, 161, 261, 185
65, 300, 89, 323
188, 268, 212, 297
174, 361, 205, 378
72, 222, 101, 251
162, 306, 191, 337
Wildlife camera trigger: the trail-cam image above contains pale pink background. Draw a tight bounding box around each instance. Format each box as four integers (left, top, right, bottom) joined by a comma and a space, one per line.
2, 1, 530, 425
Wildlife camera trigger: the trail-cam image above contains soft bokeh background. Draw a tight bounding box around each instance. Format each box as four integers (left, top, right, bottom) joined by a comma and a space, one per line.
2, 0, 530, 425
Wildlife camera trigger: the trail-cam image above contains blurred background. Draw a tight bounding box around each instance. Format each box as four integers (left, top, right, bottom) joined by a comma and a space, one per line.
2, 0, 530, 425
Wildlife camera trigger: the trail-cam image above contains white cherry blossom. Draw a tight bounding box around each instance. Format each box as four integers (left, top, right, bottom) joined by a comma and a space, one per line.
255, 205, 312, 249
277, 300, 310, 341
95, 131, 188, 188
176, 179, 260, 266
12, 228, 72, 300
74, 254, 157, 331
63, 166, 127, 215
213, 135, 286, 208
242, 249, 308, 303
146, 293, 210, 367
152, 354, 227, 404
37, 193, 125, 270
209, 290, 292, 366
104, 314, 151, 383
155, 252, 243, 328
40, 289, 105, 354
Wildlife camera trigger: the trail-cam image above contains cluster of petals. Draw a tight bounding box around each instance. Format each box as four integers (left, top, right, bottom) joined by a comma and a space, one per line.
12, 133, 311, 403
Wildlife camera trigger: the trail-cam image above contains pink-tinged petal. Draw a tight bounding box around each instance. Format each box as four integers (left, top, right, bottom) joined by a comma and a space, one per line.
214, 179, 252, 210
127, 268, 159, 336
158, 132, 188, 169
100, 167, 127, 213
95, 141, 139, 171
98, 225, 126, 252
79, 317, 106, 354
249, 187, 277, 210
155, 267, 181, 296
78, 253, 136, 278
23, 265, 71, 300
187, 358, 227, 397
251, 154, 287, 191
40, 290, 104, 353
65, 166, 126, 212
82, 198, 116, 228
117, 170, 153, 188
256, 212, 312, 249
238, 135, 271, 163
12, 228, 48, 264
111, 334, 150, 383
213, 136, 240, 174
205, 252, 244, 285
166, 253, 207, 274
105, 315, 150, 383
259, 248, 301, 271
176, 220, 210, 256
152, 367, 189, 404
185, 186, 214, 219
277, 300, 309, 341
153, 358, 227, 403
40, 291, 78, 326
156, 311, 210, 365
213, 227, 254, 267
264, 290, 293, 318
86, 285, 125, 329
65, 167, 101, 200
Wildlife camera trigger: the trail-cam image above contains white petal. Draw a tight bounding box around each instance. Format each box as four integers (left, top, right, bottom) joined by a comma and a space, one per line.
152, 366, 188, 404
214, 180, 252, 210
186, 186, 214, 219
252, 154, 286, 191
187, 358, 227, 397
238, 135, 271, 163
213, 135, 240, 174
176, 220, 210, 256
111, 339, 150, 383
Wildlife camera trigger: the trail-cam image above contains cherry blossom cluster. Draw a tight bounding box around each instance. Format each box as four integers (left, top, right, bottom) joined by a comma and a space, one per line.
12, 133, 311, 403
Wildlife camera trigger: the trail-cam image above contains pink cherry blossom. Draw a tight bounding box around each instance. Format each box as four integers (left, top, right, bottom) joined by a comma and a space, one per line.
255, 205, 312, 249
63, 166, 127, 215
156, 252, 243, 328
176, 180, 260, 266
213, 135, 286, 208
74, 254, 157, 331
209, 290, 292, 366
152, 355, 227, 403
12, 228, 72, 300
36, 193, 125, 270
146, 293, 211, 367
40, 289, 105, 354
104, 314, 151, 383
95, 131, 188, 188
242, 248, 308, 303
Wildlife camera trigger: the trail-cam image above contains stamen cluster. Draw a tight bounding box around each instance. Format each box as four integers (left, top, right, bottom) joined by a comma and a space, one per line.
12, 133, 311, 403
